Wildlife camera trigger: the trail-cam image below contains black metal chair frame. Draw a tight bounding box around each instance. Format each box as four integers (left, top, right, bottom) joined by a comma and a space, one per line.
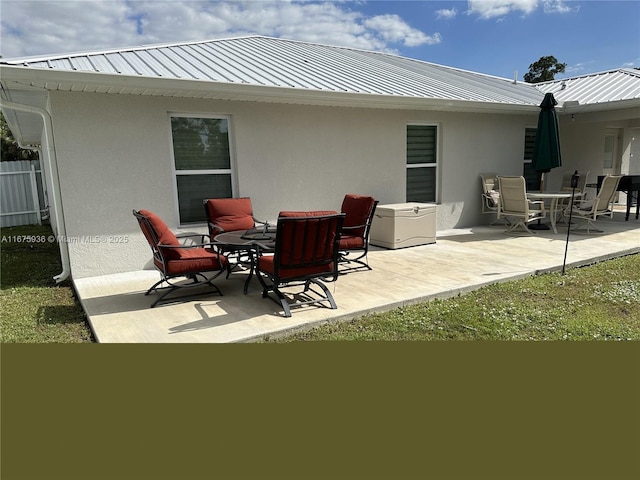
338, 200, 378, 273
133, 210, 227, 307
255, 213, 345, 317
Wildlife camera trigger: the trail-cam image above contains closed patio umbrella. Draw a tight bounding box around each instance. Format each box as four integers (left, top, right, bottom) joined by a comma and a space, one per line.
530, 92, 562, 230
532, 92, 562, 191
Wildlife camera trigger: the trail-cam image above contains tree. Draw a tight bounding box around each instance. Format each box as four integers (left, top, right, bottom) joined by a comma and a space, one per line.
1, 111, 39, 161
524, 56, 567, 83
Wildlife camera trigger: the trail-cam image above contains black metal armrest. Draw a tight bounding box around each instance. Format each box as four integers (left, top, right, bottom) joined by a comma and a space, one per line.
341, 223, 367, 232
175, 232, 212, 244
158, 241, 220, 252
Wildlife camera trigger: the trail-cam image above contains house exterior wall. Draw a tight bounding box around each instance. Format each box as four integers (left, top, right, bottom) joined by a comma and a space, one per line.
543, 110, 640, 192
48, 91, 535, 278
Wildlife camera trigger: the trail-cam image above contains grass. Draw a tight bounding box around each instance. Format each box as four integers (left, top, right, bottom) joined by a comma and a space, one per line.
1, 224, 94, 343
269, 253, 640, 342
1, 224, 639, 343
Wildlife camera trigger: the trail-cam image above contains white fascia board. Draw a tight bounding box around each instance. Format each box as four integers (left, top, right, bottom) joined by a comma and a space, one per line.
0, 64, 539, 114
559, 98, 640, 114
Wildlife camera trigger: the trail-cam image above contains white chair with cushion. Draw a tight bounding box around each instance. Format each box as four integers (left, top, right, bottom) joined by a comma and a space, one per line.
481, 173, 508, 225
558, 171, 590, 222
496, 176, 546, 235
564, 175, 622, 233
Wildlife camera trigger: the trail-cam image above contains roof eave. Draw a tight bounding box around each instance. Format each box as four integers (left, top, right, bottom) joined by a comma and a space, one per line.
0, 65, 539, 113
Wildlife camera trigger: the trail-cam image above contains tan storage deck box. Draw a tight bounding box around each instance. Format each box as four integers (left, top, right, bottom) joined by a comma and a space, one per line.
369, 202, 436, 249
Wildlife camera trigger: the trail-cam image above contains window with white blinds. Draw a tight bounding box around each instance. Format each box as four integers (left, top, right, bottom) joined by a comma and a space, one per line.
406, 125, 437, 202
170, 115, 233, 224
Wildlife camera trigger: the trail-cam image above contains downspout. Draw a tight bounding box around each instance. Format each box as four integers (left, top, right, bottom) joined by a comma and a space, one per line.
0, 97, 71, 283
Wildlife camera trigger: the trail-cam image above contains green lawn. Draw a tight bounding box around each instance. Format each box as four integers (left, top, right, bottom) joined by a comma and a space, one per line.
1, 224, 94, 343
269, 252, 640, 341
1, 224, 639, 343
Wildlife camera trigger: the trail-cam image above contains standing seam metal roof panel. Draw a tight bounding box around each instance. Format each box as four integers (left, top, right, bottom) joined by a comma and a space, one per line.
534, 69, 640, 105
0, 35, 599, 106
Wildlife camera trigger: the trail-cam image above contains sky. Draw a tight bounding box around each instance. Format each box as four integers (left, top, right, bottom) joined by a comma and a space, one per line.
0, 0, 638, 81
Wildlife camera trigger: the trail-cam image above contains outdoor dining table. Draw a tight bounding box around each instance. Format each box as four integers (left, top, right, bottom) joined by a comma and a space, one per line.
526, 191, 583, 234
214, 227, 276, 294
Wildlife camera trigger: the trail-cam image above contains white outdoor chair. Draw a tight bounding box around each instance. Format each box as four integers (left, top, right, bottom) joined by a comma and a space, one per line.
558, 171, 590, 223
564, 175, 623, 233
480, 173, 508, 225
497, 176, 546, 235
560, 171, 590, 194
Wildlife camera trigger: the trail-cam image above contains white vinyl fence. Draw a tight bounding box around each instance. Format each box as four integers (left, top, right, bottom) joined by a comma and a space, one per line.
0, 160, 47, 227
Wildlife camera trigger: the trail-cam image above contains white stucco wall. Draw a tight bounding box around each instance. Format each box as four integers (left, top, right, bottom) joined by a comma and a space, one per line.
543, 109, 640, 192
48, 91, 537, 278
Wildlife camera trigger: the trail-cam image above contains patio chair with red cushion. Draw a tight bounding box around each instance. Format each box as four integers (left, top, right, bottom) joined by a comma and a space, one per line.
338, 194, 378, 272
204, 197, 268, 276
133, 209, 228, 307
255, 211, 345, 317
203, 197, 267, 234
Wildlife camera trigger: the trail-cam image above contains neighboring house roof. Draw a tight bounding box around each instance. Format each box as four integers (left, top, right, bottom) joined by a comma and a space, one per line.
535, 68, 640, 112
1, 35, 543, 110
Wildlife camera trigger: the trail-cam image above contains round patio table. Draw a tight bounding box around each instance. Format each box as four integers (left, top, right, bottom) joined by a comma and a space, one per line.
526, 191, 583, 234
214, 229, 276, 294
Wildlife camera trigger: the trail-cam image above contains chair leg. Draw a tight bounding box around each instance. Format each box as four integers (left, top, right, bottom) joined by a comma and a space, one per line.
256, 271, 337, 317
489, 215, 510, 226
306, 279, 337, 310
504, 219, 536, 236
569, 218, 604, 234
145, 277, 167, 296
338, 250, 372, 273
146, 272, 224, 307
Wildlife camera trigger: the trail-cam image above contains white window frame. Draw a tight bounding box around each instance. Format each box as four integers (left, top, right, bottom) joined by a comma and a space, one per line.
168, 113, 237, 226
406, 123, 439, 203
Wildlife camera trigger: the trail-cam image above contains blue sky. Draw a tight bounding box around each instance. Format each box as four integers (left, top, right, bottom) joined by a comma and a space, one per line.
1, 1, 638, 81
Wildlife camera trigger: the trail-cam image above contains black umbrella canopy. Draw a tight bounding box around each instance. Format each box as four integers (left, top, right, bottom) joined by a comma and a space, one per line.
531, 92, 562, 177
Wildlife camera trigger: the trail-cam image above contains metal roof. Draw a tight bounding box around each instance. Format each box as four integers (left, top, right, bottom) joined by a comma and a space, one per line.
535, 68, 640, 108
1, 35, 544, 107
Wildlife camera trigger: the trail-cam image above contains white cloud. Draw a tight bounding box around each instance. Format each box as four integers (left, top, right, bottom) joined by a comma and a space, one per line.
467, 0, 538, 19
0, 0, 439, 58
543, 0, 579, 14
436, 8, 457, 20
363, 14, 441, 47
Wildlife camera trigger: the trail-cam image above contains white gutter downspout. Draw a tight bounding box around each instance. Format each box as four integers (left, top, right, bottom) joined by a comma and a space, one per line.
0, 97, 71, 283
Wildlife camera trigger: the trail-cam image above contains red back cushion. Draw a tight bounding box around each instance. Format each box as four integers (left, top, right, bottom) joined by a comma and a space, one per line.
138, 210, 180, 246
276, 211, 339, 267
205, 198, 255, 232
340, 194, 375, 237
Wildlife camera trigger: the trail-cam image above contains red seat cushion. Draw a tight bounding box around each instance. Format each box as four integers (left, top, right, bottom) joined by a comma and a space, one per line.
341, 194, 375, 238
206, 198, 256, 232
258, 255, 334, 280
162, 247, 228, 276
338, 234, 364, 249
137, 210, 228, 272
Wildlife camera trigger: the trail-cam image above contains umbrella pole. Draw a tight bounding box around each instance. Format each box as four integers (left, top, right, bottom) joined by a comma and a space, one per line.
562, 171, 579, 275
529, 172, 550, 230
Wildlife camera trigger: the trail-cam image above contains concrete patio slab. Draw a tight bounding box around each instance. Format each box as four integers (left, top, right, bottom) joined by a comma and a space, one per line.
74, 214, 640, 343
